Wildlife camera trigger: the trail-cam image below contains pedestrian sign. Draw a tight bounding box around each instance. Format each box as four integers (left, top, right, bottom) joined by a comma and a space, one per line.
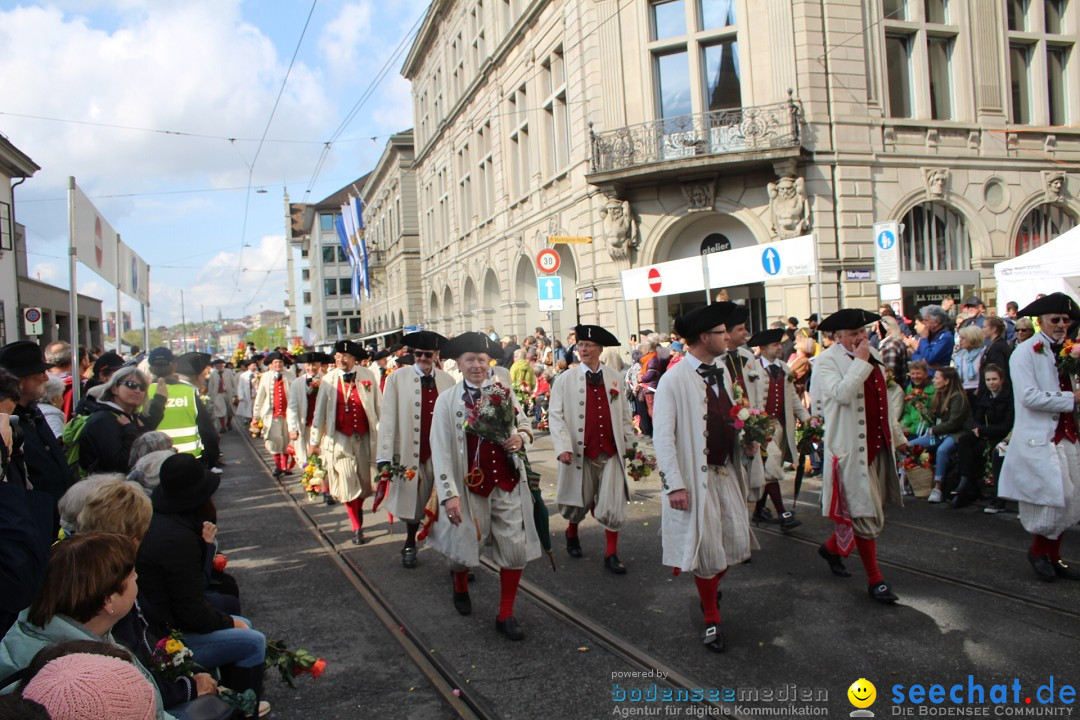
538, 276, 563, 311
873, 221, 900, 285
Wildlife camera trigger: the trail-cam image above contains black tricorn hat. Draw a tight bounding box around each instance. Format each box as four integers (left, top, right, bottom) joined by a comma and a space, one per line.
746, 329, 785, 347
210, 356, 226, 366
0, 340, 53, 377
313, 352, 335, 364
1017, 292, 1080, 320
175, 352, 212, 376
92, 351, 125, 377
818, 308, 882, 333
372, 350, 390, 361
441, 331, 502, 360
152, 453, 220, 513
573, 325, 620, 347
401, 331, 447, 351
674, 302, 736, 340
333, 340, 368, 360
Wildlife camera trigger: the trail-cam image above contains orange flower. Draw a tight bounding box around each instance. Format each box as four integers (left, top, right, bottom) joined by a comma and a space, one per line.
405, 469, 416, 480
310, 658, 327, 679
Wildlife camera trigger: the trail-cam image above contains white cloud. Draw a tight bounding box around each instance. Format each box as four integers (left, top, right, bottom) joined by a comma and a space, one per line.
319, 1, 374, 79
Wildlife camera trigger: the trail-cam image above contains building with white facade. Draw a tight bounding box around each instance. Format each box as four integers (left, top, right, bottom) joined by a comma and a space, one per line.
1, 133, 40, 346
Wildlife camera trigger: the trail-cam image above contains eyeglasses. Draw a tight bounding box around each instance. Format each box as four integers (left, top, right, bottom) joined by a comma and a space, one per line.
413, 350, 434, 358
121, 381, 147, 391
1016, 328, 1033, 334
1043, 316, 1071, 325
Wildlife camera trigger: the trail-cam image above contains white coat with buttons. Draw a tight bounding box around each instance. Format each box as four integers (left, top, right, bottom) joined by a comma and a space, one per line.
814, 344, 905, 520
998, 333, 1078, 507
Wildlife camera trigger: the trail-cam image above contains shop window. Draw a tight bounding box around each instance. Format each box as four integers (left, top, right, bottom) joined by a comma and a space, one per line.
899, 202, 971, 272
1015, 203, 1077, 254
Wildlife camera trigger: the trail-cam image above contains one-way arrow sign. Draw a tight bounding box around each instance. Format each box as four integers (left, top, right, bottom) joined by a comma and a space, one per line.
538, 276, 563, 311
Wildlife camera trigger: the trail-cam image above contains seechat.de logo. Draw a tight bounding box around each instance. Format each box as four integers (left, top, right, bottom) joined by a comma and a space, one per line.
849, 678, 877, 718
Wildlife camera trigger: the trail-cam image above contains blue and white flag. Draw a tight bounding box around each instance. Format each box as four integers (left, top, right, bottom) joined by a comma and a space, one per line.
352, 198, 371, 300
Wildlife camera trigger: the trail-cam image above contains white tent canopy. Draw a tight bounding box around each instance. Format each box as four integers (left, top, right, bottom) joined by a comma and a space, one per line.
994, 227, 1080, 316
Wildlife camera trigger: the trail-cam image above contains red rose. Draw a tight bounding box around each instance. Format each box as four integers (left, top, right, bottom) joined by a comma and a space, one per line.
729, 405, 742, 419
490, 394, 503, 405
310, 658, 327, 679
1033, 342, 1044, 354
213, 554, 227, 572
361, 380, 372, 389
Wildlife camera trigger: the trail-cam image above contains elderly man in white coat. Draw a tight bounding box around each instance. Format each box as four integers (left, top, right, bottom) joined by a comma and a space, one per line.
308, 340, 380, 545
375, 331, 455, 569
654, 302, 756, 653
747, 328, 811, 532
234, 357, 259, 430
251, 352, 293, 477
207, 358, 234, 434
550, 324, 636, 573
286, 352, 329, 470
721, 306, 768, 511
429, 332, 539, 641
998, 293, 1080, 582
813, 308, 907, 604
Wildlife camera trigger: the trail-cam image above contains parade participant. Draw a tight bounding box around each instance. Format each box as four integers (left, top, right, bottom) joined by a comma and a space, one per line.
814, 308, 907, 604
997, 293, 1080, 581
429, 332, 539, 641
747, 328, 810, 532
376, 332, 455, 568
308, 341, 380, 545
287, 352, 330, 468
252, 352, 292, 477
653, 302, 755, 652
206, 358, 234, 434
549, 324, 635, 573
721, 305, 767, 508
372, 350, 392, 392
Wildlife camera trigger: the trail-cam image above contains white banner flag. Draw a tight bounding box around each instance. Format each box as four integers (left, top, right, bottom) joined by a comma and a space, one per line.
620, 256, 706, 301
118, 240, 150, 304
72, 184, 118, 285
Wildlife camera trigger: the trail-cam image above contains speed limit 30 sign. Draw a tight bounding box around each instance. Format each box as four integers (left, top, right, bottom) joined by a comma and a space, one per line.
536, 248, 560, 274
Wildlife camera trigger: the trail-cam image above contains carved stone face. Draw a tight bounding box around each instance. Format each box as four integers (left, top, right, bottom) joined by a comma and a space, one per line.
607, 204, 623, 220
929, 171, 946, 194
1049, 177, 1064, 194
777, 178, 797, 199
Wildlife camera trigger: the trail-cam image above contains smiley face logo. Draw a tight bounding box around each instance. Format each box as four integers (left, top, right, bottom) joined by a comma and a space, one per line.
848, 678, 877, 709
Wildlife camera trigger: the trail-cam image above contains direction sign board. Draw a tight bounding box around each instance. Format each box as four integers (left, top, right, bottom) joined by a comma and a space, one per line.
873, 221, 900, 285
536, 248, 561, 274
23, 307, 43, 336
538, 276, 564, 311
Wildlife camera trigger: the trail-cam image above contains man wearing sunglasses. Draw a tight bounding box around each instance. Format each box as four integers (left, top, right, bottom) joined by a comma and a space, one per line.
998, 293, 1080, 582
375, 332, 455, 568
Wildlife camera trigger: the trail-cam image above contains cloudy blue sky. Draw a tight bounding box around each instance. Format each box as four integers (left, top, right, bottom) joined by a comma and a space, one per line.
0, 0, 428, 327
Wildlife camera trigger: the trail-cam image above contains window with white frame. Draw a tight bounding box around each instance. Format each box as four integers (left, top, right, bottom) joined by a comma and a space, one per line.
882, 0, 961, 120
499, 0, 518, 37
1015, 203, 1076, 254
470, 1, 487, 71
1007, 0, 1076, 126
418, 90, 430, 146
424, 180, 435, 256
899, 202, 971, 272
451, 33, 465, 100
434, 68, 444, 122
541, 46, 570, 178
437, 168, 451, 242
647, 0, 740, 121
508, 84, 530, 199
457, 142, 473, 231
476, 121, 495, 220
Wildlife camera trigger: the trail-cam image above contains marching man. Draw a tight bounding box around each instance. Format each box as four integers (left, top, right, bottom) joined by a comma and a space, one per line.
549, 324, 636, 573
252, 352, 292, 477
309, 340, 380, 545
721, 306, 767, 510
813, 309, 907, 604
207, 357, 235, 434
747, 329, 811, 532
429, 332, 540, 641
998, 293, 1080, 582
653, 302, 756, 653
287, 352, 330, 469
375, 332, 455, 568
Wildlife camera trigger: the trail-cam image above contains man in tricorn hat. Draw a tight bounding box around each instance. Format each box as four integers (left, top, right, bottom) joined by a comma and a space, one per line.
308, 340, 380, 544
429, 331, 539, 640
747, 328, 810, 532
287, 352, 331, 469
376, 331, 455, 568
549, 324, 636, 573
813, 308, 907, 604
653, 302, 756, 652
206, 357, 235, 435
998, 292, 1080, 581
252, 352, 293, 477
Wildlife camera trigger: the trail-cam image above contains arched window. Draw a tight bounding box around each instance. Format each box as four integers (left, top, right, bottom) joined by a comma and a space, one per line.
900, 202, 971, 272
1014, 203, 1077, 255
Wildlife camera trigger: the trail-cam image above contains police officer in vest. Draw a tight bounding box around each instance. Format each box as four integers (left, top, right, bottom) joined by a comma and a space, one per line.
147, 348, 222, 474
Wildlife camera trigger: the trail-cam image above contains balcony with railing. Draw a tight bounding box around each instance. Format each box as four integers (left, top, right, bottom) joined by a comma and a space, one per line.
587, 99, 801, 186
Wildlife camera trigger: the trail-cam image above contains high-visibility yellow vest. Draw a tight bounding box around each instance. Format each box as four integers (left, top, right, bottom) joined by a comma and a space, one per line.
148, 381, 203, 457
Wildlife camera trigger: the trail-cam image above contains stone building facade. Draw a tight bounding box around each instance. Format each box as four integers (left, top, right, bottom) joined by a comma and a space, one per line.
394, 0, 1078, 342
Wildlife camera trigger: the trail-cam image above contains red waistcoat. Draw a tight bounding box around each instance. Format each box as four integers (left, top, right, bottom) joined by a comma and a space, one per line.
272, 378, 287, 418
419, 382, 438, 463
1054, 372, 1078, 445
584, 381, 617, 459
705, 383, 735, 468
335, 381, 369, 437
863, 365, 892, 465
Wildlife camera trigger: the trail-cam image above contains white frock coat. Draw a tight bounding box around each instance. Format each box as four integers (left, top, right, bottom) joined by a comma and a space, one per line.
309, 366, 381, 497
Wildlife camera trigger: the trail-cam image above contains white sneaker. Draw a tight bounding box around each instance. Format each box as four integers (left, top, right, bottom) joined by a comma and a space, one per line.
209, 466, 224, 475
927, 488, 942, 503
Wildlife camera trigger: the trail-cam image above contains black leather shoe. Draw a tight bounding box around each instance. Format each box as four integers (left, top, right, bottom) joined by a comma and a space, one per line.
566, 535, 583, 559
604, 554, 627, 574
352, 530, 367, 545
1053, 560, 1080, 580
448, 570, 476, 582
1028, 551, 1056, 582
751, 508, 777, 526
453, 591, 472, 616
779, 512, 802, 532
272, 468, 283, 478
950, 478, 976, 509
324, 493, 336, 506
702, 624, 725, 653
495, 616, 524, 640
868, 581, 899, 604
401, 546, 418, 569
818, 544, 851, 577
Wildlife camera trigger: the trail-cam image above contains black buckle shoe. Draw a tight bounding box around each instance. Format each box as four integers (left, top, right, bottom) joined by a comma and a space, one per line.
272, 468, 283, 478
868, 581, 899, 604
352, 530, 367, 545
566, 535, 583, 558
401, 546, 418, 569
604, 554, 627, 575
324, 493, 336, 506
779, 512, 802, 532
818, 544, 851, 577
751, 508, 777, 526
1053, 560, 1080, 580
495, 616, 524, 640
453, 591, 472, 616
702, 624, 725, 653
1028, 551, 1057, 582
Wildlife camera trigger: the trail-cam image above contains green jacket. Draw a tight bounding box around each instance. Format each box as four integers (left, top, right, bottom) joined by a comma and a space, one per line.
930, 391, 974, 441
510, 360, 536, 391
900, 383, 936, 437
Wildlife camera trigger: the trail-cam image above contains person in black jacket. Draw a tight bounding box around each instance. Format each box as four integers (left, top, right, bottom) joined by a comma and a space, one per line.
978, 316, 1012, 395
78, 366, 166, 475
136, 453, 268, 716
953, 364, 1015, 509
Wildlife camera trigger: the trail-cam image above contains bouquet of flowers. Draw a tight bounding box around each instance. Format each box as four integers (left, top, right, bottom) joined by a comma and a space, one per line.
378, 461, 416, 485
249, 419, 263, 439
300, 456, 326, 499
289, 341, 307, 357
232, 345, 247, 366
625, 442, 657, 482
795, 416, 824, 455
264, 639, 327, 689
731, 405, 774, 457
463, 383, 519, 447
1058, 339, 1080, 377
149, 630, 199, 682
513, 382, 533, 415
899, 445, 933, 471
903, 388, 934, 430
